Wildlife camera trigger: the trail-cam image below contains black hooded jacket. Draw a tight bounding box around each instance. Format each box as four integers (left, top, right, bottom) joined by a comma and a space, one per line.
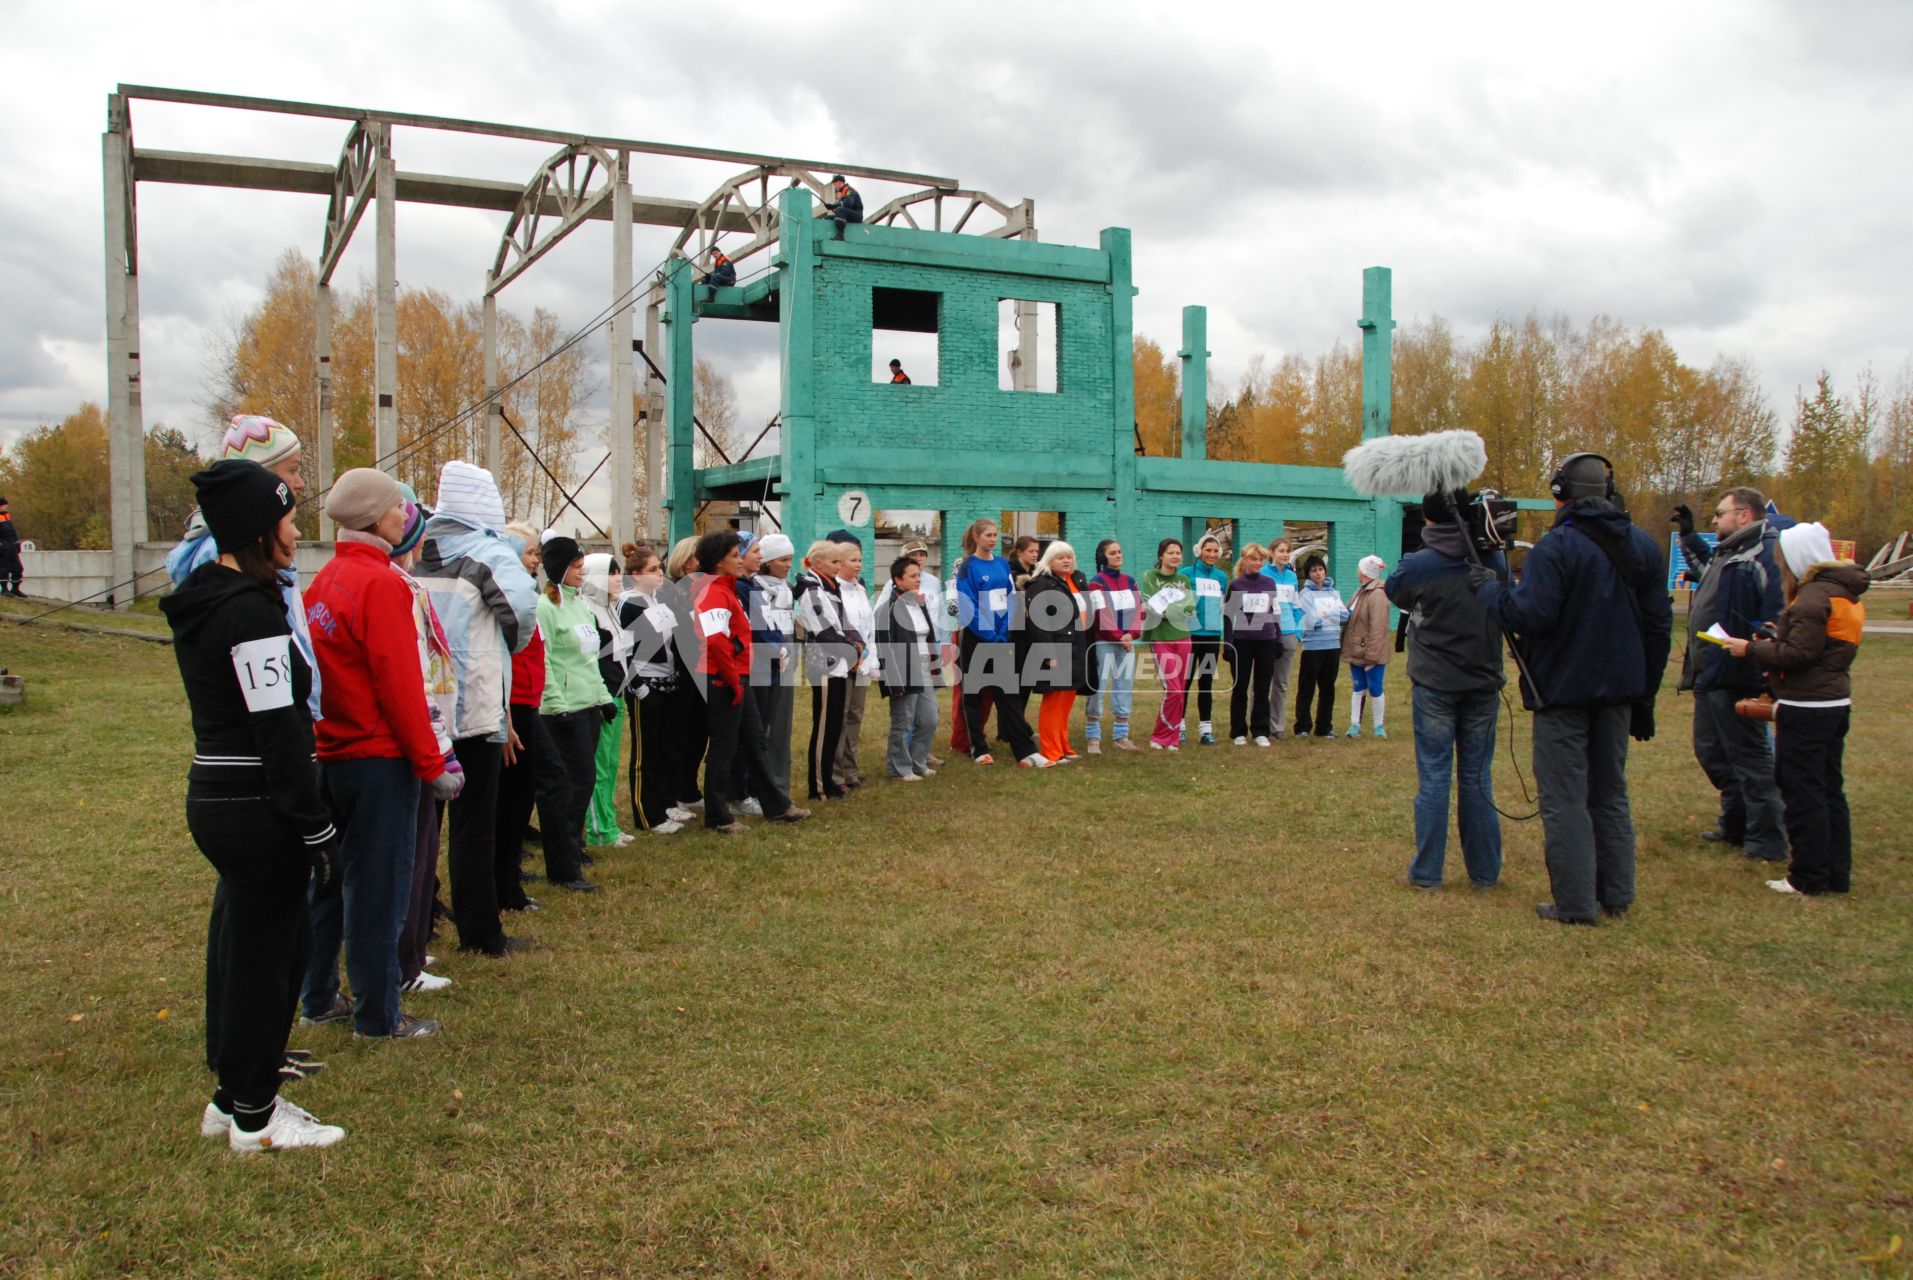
159, 562, 337, 854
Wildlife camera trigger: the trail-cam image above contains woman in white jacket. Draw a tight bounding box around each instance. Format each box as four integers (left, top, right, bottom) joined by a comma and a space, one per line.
795, 541, 854, 800
832, 538, 881, 791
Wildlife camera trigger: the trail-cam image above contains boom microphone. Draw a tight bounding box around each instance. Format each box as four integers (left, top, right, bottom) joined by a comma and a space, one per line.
1341, 430, 1487, 498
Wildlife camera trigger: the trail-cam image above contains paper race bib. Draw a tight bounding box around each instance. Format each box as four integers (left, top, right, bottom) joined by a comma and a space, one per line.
1146, 587, 1184, 614
766, 607, 794, 632
1314, 596, 1344, 619
1275, 584, 1298, 605
1088, 589, 1108, 613
573, 623, 599, 656
904, 603, 928, 632
697, 607, 732, 638
1240, 592, 1271, 614
987, 588, 1008, 614
1195, 578, 1222, 598
1078, 594, 1093, 622
1109, 589, 1136, 613
230, 636, 295, 712
648, 602, 678, 634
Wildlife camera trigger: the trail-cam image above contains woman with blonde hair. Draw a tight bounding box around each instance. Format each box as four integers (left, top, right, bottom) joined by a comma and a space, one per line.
1019, 539, 1091, 763
795, 539, 855, 799
1225, 542, 1280, 746
951, 517, 1044, 766
659, 535, 708, 811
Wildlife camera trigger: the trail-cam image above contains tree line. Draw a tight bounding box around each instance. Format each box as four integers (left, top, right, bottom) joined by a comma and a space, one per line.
1136, 317, 1913, 559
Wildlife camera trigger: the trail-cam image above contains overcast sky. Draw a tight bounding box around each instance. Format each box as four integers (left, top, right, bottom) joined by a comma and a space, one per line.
3, 0, 1909, 526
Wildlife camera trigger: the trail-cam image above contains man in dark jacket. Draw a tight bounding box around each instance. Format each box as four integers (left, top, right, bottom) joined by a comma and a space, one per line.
699, 248, 736, 301
0, 495, 22, 597
1385, 491, 1507, 890
826, 175, 863, 239
1673, 486, 1786, 860
1476, 453, 1673, 925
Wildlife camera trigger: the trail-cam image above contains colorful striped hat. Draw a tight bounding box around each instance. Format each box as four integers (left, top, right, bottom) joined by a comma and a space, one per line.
220, 415, 301, 467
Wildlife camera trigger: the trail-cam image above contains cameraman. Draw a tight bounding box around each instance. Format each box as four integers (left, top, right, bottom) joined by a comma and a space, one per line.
1475, 454, 1672, 926
1672, 488, 1786, 861
1384, 491, 1506, 890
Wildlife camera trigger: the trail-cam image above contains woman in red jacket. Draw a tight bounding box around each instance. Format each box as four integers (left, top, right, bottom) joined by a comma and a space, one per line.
301, 469, 461, 1041
693, 530, 810, 833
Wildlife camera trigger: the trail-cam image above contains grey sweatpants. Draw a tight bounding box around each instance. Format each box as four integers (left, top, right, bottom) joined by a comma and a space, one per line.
833, 678, 869, 786
1692, 688, 1786, 858
1533, 703, 1635, 918
1268, 634, 1300, 736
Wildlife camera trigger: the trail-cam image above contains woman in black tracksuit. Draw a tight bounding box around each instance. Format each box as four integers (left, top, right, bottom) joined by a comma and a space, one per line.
795, 539, 856, 800
617, 546, 687, 833
159, 459, 345, 1153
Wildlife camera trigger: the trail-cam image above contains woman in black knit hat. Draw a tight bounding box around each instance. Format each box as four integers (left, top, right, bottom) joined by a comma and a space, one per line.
159, 459, 347, 1152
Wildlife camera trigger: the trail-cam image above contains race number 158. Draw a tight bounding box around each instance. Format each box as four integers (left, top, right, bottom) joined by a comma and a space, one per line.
230, 636, 296, 712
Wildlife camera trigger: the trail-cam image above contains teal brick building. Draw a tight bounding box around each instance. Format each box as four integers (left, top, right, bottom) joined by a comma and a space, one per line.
667, 188, 1403, 589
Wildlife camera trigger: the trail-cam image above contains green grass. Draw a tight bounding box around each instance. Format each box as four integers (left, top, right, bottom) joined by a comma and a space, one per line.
1, 624, 1908, 1278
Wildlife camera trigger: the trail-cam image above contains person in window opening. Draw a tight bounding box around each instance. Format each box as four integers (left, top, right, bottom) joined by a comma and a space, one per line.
1142, 539, 1197, 751
888, 359, 911, 385
825, 174, 863, 238
1185, 532, 1230, 746
161, 459, 345, 1152
1084, 538, 1142, 753
692, 530, 810, 832
700, 247, 736, 302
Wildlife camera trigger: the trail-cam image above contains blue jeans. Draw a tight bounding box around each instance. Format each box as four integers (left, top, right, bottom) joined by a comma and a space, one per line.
1084, 642, 1135, 741
1408, 685, 1502, 887
302, 757, 421, 1036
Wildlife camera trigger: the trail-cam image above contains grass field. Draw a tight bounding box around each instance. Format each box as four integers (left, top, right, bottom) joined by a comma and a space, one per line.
1, 618, 1908, 1278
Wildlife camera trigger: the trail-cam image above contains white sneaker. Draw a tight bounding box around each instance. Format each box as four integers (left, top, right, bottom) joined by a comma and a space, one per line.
613, 832, 636, 847
666, 806, 695, 823
916, 767, 937, 777
1254, 736, 1271, 748
1766, 878, 1799, 895
402, 971, 452, 994
893, 772, 924, 782
1232, 736, 1248, 746
202, 1096, 322, 1138
734, 798, 763, 817
227, 1098, 346, 1153
1019, 753, 1052, 768
651, 819, 685, 835
1086, 741, 1101, 756
1149, 741, 1165, 751
684, 798, 706, 811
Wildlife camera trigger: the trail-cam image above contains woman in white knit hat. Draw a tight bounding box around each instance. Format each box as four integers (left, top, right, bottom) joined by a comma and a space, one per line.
1343, 554, 1392, 738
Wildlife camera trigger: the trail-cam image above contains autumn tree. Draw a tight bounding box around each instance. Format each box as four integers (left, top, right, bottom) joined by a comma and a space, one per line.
1782, 371, 1864, 524
145, 426, 207, 541
0, 404, 110, 548
1131, 336, 1180, 456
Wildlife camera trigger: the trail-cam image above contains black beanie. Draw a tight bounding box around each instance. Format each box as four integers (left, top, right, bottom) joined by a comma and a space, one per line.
192, 460, 297, 553
1421, 489, 1460, 525
542, 535, 583, 586
827, 528, 861, 548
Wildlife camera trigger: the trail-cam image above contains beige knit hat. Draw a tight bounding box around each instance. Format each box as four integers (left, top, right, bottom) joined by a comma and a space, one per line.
325, 468, 405, 533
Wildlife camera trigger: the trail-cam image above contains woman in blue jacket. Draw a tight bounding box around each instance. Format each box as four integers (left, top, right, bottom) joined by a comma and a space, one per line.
1185, 532, 1230, 746
1294, 557, 1350, 739
952, 517, 1043, 766
1259, 538, 1304, 739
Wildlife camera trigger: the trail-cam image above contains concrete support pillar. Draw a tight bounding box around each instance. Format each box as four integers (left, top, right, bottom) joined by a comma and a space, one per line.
1179, 304, 1208, 460
607, 158, 635, 553
1359, 266, 1395, 441
102, 99, 147, 609
1012, 299, 1039, 392
1102, 226, 1139, 563
373, 123, 399, 474
662, 257, 697, 544
482, 281, 501, 480
643, 294, 665, 539
776, 188, 818, 549
315, 281, 335, 540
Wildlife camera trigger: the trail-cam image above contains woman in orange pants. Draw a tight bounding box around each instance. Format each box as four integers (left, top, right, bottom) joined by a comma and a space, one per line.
1019, 540, 1091, 763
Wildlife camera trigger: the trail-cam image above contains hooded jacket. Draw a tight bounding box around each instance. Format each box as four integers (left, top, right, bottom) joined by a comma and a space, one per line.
1017, 571, 1092, 695
1258, 562, 1304, 634
616, 587, 680, 685
303, 537, 446, 779
1679, 519, 1783, 694
1185, 558, 1230, 638
694, 572, 751, 702
1385, 528, 1507, 694
1297, 575, 1350, 652
875, 586, 941, 694
1477, 499, 1673, 710
167, 513, 322, 720
1341, 577, 1391, 667
414, 512, 538, 742
537, 585, 614, 716
160, 562, 337, 857
1747, 562, 1868, 706
794, 569, 854, 680
745, 570, 796, 683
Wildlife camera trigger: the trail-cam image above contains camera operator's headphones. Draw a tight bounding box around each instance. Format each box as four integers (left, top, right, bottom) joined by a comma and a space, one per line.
1549, 452, 1616, 501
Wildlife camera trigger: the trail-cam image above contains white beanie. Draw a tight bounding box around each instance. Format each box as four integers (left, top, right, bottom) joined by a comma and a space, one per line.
757, 533, 795, 562
541, 527, 562, 544
434, 461, 506, 532
1777, 521, 1835, 580
1359, 554, 1387, 580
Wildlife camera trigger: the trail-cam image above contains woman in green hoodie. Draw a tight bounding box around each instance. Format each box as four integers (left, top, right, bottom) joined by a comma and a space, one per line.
537, 537, 614, 875
1142, 538, 1197, 750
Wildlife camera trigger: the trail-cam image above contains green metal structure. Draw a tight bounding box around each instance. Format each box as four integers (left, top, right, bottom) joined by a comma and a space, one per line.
669, 189, 1403, 587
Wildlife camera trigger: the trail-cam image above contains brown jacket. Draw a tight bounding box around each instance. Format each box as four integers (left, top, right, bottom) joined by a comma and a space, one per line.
1340, 578, 1391, 667
1747, 562, 1868, 704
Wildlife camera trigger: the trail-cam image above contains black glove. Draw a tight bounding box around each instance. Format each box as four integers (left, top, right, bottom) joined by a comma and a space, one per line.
1629, 700, 1656, 742
1671, 504, 1694, 536
600, 701, 618, 724
309, 835, 339, 893
1466, 564, 1496, 590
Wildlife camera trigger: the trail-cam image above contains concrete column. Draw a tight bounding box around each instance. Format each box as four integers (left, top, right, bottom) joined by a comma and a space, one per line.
482, 281, 501, 479
102, 102, 146, 609
1179, 304, 1208, 460
1102, 227, 1139, 564
315, 281, 335, 540
775, 188, 818, 549
1358, 266, 1395, 441
662, 256, 697, 544
643, 294, 665, 539
607, 158, 635, 552
373, 123, 399, 474
1013, 299, 1039, 392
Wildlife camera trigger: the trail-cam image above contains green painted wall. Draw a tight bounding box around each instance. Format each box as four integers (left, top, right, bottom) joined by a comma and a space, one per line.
669, 190, 1402, 596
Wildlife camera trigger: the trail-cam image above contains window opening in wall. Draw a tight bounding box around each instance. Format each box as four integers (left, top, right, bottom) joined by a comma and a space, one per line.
998, 299, 1058, 392
872, 286, 940, 385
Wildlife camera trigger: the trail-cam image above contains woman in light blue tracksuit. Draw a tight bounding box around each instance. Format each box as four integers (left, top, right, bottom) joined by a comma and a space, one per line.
1259, 538, 1304, 739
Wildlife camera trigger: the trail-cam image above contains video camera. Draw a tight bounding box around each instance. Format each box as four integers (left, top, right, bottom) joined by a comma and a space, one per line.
1424, 487, 1519, 555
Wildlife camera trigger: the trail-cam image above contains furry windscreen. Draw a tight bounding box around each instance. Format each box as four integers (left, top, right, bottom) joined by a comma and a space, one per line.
1341, 430, 1488, 497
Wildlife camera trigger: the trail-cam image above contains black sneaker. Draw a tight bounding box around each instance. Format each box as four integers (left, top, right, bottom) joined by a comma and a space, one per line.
297, 995, 353, 1027
553, 878, 599, 893
353, 1012, 440, 1041
1535, 903, 1596, 926
1699, 828, 1744, 846
1600, 904, 1630, 920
